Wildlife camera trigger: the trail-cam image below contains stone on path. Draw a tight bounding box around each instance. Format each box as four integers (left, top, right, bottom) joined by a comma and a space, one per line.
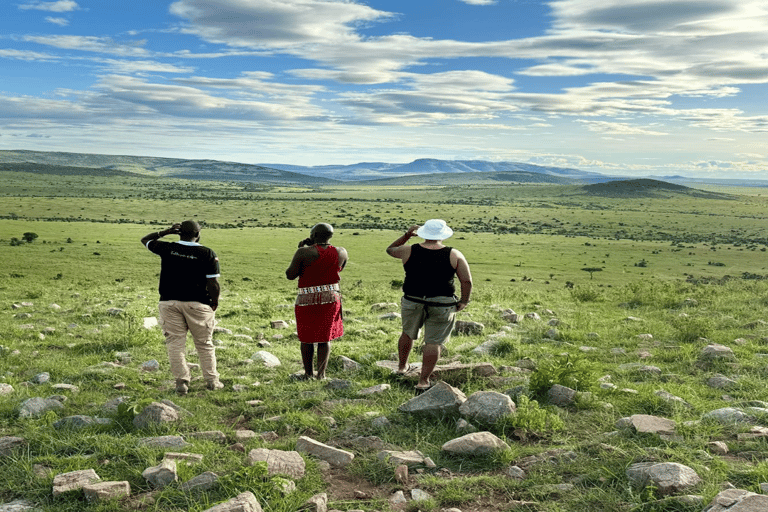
181, 472, 219, 493
703, 488, 768, 511
202, 491, 262, 512
137, 436, 192, 449
18, 397, 64, 418
0, 437, 25, 457
52, 469, 101, 497
458, 391, 515, 424
251, 351, 281, 367
0, 499, 40, 511
377, 450, 426, 467
626, 462, 701, 496
616, 414, 676, 435
295, 436, 354, 467
132, 402, 179, 429
142, 459, 177, 488
246, 448, 305, 479
442, 431, 511, 456
398, 381, 467, 417
83, 481, 130, 503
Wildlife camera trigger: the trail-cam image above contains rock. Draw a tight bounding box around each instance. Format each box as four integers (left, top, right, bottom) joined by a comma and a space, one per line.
0, 384, 14, 396
377, 450, 426, 467
702, 488, 768, 511
82, 481, 130, 502
701, 344, 735, 360
703, 408, 754, 425
390, 491, 407, 505
202, 491, 262, 512
501, 309, 519, 322
454, 320, 484, 335
442, 431, 510, 456
458, 391, 515, 424
506, 465, 526, 480
0, 437, 26, 457
617, 414, 676, 435
270, 320, 290, 329
53, 415, 111, 430
142, 459, 177, 488
51, 383, 79, 393
137, 436, 192, 449
181, 472, 219, 493
18, 397, 64, 418
133, 402, 179, 429
106, 308, 125, 316
371, 416, 391, 429
52, 469, 101, 497
296, 436, 354, 467
141, 360, 161, 372
339, 355, 363, 372
31, 373, 50, 384
398, 381, 467, 417
251, 351, 281, 367
456, 418, 478, 433
708, 374, 738, 389
547, 384, 577, 407
0, 499, 40, 511
358, 384, 390, 396
303, 493, 327, 512
246, 448, 305, 479
143, 317, 158, 329
394, 464, 408, 484
626, 462, 701, 496
708, 441, 729, 455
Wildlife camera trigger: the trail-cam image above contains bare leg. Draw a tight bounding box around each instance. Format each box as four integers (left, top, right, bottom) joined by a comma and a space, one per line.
316, 342, 330, 379
300, 343, 314, 378
397, 332, 413, 372
418, 344, 441, 387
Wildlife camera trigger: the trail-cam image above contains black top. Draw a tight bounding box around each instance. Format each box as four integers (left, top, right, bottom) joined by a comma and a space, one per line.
147, 240, 220, 305
403, 244, 456, 298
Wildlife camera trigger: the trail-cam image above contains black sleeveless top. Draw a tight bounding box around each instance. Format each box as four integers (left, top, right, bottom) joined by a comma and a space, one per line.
402, 245, 456, 298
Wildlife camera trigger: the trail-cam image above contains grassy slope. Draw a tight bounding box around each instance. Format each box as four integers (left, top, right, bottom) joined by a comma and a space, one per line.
1, 173, 768, 511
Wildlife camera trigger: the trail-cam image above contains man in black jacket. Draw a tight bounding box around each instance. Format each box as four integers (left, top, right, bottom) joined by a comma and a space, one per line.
141, 220, 222, 395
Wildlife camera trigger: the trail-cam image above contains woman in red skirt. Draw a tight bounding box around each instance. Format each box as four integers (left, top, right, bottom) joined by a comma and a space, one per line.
286, 223, 348, 380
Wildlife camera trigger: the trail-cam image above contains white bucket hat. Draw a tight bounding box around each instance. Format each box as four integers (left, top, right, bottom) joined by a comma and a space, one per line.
416, 219, 453, 240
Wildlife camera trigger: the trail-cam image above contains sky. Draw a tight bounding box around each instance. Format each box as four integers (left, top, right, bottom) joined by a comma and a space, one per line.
1, 0, 767, 179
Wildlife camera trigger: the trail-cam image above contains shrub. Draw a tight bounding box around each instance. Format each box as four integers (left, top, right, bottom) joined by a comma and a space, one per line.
529, 354, 597, 400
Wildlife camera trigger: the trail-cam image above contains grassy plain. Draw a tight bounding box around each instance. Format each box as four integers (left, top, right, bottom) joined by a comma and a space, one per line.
2, 171, 768, 511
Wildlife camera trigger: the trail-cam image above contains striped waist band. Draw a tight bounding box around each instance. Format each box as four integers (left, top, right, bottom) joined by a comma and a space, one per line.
298, 283, 340, 294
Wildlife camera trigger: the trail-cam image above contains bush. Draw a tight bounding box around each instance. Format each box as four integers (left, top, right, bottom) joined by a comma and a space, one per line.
529, 354, 597, 400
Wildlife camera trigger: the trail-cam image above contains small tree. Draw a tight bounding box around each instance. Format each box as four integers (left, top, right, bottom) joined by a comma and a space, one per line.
22, 232, 39, 243
581, 267, 602, 280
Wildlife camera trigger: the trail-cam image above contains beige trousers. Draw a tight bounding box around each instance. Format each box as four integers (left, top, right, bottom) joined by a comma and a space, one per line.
158, 300, 219, 383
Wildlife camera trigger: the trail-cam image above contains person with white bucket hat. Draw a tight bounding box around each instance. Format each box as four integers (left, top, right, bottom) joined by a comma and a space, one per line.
386, 219, 473, 393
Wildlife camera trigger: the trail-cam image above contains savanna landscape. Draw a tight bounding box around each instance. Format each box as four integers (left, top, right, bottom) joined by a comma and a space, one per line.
1, 154, 768, 512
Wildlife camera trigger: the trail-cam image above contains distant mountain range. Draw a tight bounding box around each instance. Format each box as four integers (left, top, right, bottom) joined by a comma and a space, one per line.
0, 149, 765, 187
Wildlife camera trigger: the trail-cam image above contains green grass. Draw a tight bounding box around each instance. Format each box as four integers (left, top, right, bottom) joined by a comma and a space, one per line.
2, 173, 768, 510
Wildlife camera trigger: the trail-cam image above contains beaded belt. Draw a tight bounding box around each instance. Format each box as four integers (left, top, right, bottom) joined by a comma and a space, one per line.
298, 283, 340, 294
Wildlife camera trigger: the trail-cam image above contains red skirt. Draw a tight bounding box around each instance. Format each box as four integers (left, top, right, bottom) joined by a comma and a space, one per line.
295, 301, 343, 344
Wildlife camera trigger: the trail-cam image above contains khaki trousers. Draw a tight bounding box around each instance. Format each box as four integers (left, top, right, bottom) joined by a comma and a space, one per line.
158, 300, 219, 383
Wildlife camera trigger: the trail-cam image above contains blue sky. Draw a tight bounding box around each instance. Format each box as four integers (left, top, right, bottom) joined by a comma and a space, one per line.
1, 0, 767, 179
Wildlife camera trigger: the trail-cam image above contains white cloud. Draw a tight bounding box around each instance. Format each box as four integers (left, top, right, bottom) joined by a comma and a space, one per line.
578, 120, 668, 136
44, 16, 69, 26
459, 0, 497, 5
18, 0, 79, 12
23, 35, 152, 57
0, 48, 58, 61
101, 59, 195, 74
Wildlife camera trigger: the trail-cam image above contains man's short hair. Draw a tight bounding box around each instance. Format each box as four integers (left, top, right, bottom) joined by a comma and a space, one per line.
180, 220, 201, 237
310, 223, 333, 242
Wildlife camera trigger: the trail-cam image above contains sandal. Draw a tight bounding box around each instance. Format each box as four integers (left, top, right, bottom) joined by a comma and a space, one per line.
414, 383, 432, 395
395, 364, 413, 375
